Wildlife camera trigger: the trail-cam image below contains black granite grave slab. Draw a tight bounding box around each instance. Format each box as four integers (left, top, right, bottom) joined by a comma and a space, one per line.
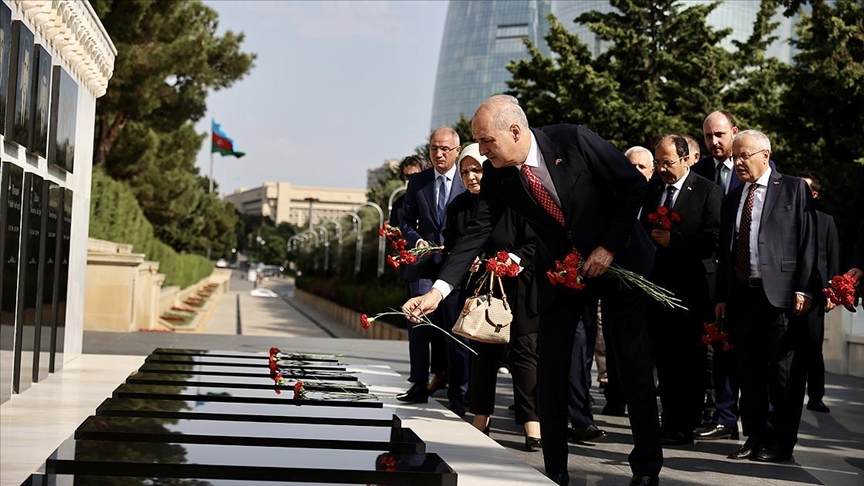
45, 438, 457, 485
28, 475, 447, 486
96, 398, 394, 426
144, 355, 347, 371
13, 172, 43, 394
138, 362, 359, 381
153, 347, 340, 363
113, 383, 383, 408
125, 371, 369, 393
48, 187, 70, 372
75, 415, 425, 453
0, 161, 24, 405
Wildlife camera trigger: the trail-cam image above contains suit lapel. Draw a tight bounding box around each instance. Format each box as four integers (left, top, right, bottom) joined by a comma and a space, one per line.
672, 170, 697, 212
532, 128, 574, 225
422, 171, 440, 225
759, 171, 783, 227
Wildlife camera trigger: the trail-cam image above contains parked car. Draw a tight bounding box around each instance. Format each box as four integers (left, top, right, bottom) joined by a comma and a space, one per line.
216, 259, 228, 268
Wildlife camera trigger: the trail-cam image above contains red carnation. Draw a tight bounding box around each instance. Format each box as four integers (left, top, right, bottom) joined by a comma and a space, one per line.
360, 314, 372, 330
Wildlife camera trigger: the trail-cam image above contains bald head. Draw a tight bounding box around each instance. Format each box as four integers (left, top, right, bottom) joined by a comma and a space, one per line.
703, 111, 738, 160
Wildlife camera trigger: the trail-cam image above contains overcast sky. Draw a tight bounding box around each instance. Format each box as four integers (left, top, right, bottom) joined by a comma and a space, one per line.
194, 0, 449, 196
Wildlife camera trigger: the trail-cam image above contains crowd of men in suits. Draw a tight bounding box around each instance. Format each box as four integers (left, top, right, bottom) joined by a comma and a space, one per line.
397, 96, 861, 486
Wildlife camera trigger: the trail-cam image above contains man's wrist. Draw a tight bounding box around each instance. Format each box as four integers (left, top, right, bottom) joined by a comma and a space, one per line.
431, 280, 453, 300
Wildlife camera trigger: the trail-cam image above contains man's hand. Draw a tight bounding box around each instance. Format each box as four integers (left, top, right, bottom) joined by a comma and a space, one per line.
582, 246, 614, 278
715, 302, 726, 320
469, 257, 481, 273
416, 240, 430, 249
650, 229, 671, 247
825, 300, 837, 312
401, 289, 443, 322
792, 294, 811, 316
848, 267, 863, 281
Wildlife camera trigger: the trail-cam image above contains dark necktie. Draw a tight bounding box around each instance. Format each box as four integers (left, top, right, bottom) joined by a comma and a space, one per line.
716, 164, 730, 194
735, 183, 758, 281
436, 175, 448, 223
663, 185, 677, 209
521, 164, 565, 226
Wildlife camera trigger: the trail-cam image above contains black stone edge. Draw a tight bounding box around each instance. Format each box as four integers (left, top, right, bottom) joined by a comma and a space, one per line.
95, 407, 396, 428
123, 376, 369, 393
144, 357, 346, 371
136, 366, 360, 382
45, 459, 457, 486
111, 390, 384, 408
151, 348, 340, 362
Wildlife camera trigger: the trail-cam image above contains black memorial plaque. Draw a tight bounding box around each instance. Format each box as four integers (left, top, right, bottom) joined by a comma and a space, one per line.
13, 172, 44, 393
0, 162, 23, 404
126, 371, 369, 393
153, 347, 340, 362
113, 383, 382, 408
49, 188, 71, 372
145, 354, 347, 371
74, 415, 424, 453
6, 20, 33, 148
139, 361, 359, 381
48, 65, 77, 172
45, 437, 456, 486
97, 397, 394, 426
32, 182, 58, 382
28, 44, 51, 157
0, 3, 12, 135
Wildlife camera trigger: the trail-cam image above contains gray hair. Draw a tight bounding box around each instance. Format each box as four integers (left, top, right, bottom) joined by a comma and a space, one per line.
734, 129, 771, 152
624, 145, 654, 164
481, 94, 529, 131
430, 126, 460, 147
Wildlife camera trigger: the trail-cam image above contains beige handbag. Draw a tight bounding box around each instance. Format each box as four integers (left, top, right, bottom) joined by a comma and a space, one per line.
452, 271, 513, 344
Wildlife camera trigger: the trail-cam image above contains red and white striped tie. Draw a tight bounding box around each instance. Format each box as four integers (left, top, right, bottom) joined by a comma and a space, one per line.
521, 164, 565, 226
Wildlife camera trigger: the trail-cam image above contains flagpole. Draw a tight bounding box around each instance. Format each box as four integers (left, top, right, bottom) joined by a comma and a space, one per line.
209, 117, 215, 194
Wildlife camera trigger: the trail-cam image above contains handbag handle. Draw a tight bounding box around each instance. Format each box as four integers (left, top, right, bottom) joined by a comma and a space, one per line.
486, 270, 510, 311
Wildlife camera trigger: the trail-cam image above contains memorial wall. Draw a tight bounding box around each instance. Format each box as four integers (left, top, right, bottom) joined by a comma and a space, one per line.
0, 0, 115, 404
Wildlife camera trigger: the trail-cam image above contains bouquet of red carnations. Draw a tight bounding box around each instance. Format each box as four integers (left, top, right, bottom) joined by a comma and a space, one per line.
485, 250, 520, 278
546, 248, 686, 310
646, 206, 681, 230
380, 224, 444, 269
823, 273, 859, 312
702, 320, 732, 351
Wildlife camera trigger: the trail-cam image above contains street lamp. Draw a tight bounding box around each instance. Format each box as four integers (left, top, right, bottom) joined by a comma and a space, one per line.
315, 226, 329, 273
323, 219, 343, 273
360, 202, 385, 277
303, 197, 320, 231
387, 185, 407, 222
345, 212, 363, 275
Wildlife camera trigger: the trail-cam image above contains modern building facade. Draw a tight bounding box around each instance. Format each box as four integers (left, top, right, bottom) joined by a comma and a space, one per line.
366, 159, 400, 190
431, 0, 794, 129
224, 182, 368, 228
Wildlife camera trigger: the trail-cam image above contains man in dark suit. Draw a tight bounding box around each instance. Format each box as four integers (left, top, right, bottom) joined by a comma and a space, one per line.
716, 130, 815, 463
796, 172, 839, 413
693, 111, 740, 195
399, 127, 468, 414
641, 134, 721, 445
403, 95, 662, 486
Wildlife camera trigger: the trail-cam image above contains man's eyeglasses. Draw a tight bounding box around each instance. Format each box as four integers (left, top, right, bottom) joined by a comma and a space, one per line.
733, 149, 768, 162
429, 145, 459, 154
656, 156, 686, 168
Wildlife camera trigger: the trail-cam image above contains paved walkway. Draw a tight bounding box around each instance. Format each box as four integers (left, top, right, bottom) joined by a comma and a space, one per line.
78, 276, 864, 485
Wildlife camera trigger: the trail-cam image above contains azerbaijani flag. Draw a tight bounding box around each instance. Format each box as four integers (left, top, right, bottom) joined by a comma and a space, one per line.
211, 119, 246, 158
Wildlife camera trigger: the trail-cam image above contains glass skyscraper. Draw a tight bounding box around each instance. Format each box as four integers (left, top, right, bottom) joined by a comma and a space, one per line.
431, 0, 794, 129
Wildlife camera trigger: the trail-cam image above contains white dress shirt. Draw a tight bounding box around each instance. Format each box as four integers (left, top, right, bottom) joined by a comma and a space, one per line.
659, 170, 688, 208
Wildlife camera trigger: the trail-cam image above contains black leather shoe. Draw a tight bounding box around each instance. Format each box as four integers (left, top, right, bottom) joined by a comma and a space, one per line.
548, 472, 569, 485
396, 383, 429, 403
727, 438, 761, 460
751, 445, 793, 463
569, 424, 607, 443
694, 424, 738, 440
601, 403, 627, 416
661, 430, 694, 446
525, 435, 542, 452
807, 400, 830, 413
629, 475, 659, 486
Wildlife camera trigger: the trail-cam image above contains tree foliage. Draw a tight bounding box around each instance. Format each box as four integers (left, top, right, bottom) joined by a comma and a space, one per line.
89, 0, 255, 258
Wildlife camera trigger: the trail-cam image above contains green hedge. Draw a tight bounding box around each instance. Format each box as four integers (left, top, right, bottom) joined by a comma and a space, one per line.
295, 275, 409, 328
89, 167, 213, 288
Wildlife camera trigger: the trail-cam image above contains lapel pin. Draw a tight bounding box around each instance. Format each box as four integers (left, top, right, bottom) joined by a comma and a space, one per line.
555, 158, 562, 166
773, 181, 780, 185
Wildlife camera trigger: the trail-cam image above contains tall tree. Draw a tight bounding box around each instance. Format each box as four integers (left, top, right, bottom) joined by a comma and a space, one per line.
91, 0, 255, 167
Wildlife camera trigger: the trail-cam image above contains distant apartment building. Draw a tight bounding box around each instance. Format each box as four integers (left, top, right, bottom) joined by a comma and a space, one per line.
366, 159, 400, 189
224, 182, 367, 228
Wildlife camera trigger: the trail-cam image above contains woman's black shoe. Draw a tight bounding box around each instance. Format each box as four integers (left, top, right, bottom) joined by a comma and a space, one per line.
525, 436, 542, 451
396, 382, 430, 403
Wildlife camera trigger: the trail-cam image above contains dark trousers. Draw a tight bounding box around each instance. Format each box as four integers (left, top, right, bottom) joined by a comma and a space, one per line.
568, 304, 596, 427
440, 291, 470, 409
468, 332, 540, 424
798, 305, 826, 402
408, 279, 448, 383
729, 281, 805, 449
649, 305, 705, 434
539, 284, 662, 478
711, 342, 740, 428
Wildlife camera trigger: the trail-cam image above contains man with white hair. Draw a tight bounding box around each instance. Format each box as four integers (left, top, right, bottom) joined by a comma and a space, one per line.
404, 95, 662, 486
625, 146, 655, 180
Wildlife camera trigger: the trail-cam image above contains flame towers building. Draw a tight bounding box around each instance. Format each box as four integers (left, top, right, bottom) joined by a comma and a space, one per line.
430, 0, 794, 129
